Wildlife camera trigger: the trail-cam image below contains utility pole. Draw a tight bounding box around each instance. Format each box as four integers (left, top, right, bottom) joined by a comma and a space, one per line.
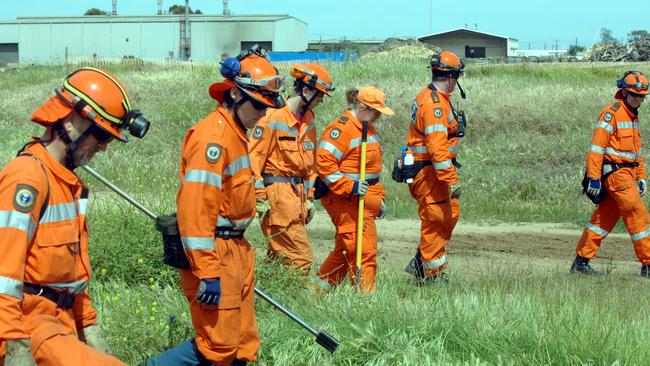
429, 0, 432, 33
112, 0, 117, 15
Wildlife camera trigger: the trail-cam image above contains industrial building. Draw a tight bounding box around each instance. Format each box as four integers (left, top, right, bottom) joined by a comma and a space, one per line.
0, 13, 308, 64
418, 28, 518, 58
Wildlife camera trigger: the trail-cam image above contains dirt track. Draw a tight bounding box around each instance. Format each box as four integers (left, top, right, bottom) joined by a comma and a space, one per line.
307, 215, 641, 275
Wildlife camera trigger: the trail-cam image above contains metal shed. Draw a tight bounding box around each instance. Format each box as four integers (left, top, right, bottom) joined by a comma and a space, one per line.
418, 28, 518, 58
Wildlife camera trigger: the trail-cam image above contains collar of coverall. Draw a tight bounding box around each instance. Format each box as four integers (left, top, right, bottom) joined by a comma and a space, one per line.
615, 96, 640, 118
25, 138, 82, 186
216, 105, 248, 143
285, 98, 314, 126
427, 83, 453, 101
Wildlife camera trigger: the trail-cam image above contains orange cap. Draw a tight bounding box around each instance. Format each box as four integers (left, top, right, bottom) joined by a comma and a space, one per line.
357, 86, 394, 116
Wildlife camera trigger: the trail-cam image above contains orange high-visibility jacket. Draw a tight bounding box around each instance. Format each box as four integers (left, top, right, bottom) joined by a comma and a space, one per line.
586, 99, 646, 180
316, 109, 385, 197
176, 106, 256, 279
0, 142, 96, 339
249, 105, 318, 200
406, 85, 460, 186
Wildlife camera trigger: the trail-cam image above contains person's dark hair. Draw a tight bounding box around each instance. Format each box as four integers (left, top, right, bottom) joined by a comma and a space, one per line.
345, 88, 360, 108
293, 80, 317, 95
222, 88, 236, 108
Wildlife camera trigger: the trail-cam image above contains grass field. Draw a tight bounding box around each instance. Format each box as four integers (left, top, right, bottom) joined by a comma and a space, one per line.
2, 57, 650, 365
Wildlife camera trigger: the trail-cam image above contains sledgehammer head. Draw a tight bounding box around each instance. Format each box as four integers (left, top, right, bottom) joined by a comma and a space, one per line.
316, 331, 340, 353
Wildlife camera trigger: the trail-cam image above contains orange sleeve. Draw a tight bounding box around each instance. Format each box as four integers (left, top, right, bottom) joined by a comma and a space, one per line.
586, 111, 615, 180
305, 123, 318, 199
248, 118, 274, 200
0, 158, 48, 339
317, 124, 354, 196
176, 129, 224, 279
420, 103, 458, 185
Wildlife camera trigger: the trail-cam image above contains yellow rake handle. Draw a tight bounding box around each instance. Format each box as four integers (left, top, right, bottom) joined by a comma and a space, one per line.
355, 121, 368, 290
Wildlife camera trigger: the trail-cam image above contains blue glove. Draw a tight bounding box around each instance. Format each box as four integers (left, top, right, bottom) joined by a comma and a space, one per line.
639, 180, 647, 197
352, 180, 369, 196
586, 179, 601, 200
196, 278, 221, 305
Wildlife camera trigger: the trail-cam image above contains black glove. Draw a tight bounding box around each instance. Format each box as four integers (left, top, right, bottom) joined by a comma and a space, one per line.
401, 163, 419, 181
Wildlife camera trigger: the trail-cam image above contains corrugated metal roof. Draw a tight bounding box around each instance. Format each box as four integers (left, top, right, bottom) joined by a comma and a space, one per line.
0, 14, 306, 26
418, 28, 518, 42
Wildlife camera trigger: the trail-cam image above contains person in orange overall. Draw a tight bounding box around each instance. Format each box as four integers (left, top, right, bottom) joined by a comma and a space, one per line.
401, 50, 467, 285
572, 70, 650, 277
314, 86, 394, 293
145, 47, 285, 366
249, 63, 335, 273
0, 67, 151, 366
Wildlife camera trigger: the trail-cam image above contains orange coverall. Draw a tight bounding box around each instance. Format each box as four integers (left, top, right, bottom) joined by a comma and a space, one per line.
0, 142, 124, 366
176, 106, 259, 365
315, 110, 384, 293
576, 98, 650, 263
405, 84, 462, 277
249, 105, 318, 272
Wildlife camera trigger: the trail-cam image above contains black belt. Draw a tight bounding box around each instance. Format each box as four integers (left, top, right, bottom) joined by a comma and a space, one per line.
366, 178, 380, 186
23, 283, 76, 309
215, 227, 245, 239
262, 175, 303, 187
603, 160, 639, 169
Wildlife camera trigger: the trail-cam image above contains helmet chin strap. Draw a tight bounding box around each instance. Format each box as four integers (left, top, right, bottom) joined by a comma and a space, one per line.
55, 123, 96, 170
232, 93, 251, 132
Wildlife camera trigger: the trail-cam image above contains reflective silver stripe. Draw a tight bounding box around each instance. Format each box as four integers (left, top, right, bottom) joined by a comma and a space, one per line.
349, 135, 381, 149
217, 216, 254, 230
0, 276, 23, 299
596, 122, 613, 134
434, 160, 453, 170
268, 121, 298, 136
318, 141, 343, 161
585, 223, 608, 237
304, 179, 315, 189
0, 210, 37, 240
617, 122, 639, 129
78, 199, 88, 215
40, 202, 76, 224
184, 170, 222, 189
604, 147, 637, 160
631, 227, 650, 241
46, 280, 88, 294
342, 172, 381, 180
449, 145, 459, 154
315, 278, 335, 292
424, 124, 447, 136
422, 255, 447, 270
303, 141, 315, 150
407, 145, 428, 154
323, 172, 343, 185
181, 236, 214, 250
223, 156, 251, 176
254, 179, 265, 189
590, 145, 605, 154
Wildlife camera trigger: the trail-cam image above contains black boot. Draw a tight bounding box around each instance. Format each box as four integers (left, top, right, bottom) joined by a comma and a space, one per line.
404, 251, 425, 278
641, 264, 650, 278
231, 360, 247, 366
569, 255, 603, 276
422, 272, 449, 286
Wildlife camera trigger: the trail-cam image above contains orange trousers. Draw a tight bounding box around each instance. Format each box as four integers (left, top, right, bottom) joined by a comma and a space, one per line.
316, 187, 382, 293
0, 296, 124, 366
262, 182, 312, 272
179, 238, 259, 365
576, 169, 650, 264
409, 166, 460, 277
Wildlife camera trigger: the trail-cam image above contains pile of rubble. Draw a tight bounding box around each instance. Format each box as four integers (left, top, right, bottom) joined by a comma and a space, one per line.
360, 38, 439, 61
588, 40, 650, 62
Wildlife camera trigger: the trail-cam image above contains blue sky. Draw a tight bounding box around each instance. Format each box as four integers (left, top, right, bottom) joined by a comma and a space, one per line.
3, 0, 649, 49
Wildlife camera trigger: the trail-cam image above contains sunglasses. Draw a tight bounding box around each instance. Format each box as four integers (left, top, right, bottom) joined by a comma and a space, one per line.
247, 96, 269, 111
629, 92, 647, 99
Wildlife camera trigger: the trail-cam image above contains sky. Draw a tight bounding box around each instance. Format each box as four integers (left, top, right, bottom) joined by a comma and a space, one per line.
2, 0, 649, 50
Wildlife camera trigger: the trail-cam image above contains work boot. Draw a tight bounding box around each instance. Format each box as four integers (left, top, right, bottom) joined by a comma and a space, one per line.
404, 252, 425, 278
569, 255, 603, 276
640, 264, 650, 278
231, 360, 247, 366
421, 272, 449, 287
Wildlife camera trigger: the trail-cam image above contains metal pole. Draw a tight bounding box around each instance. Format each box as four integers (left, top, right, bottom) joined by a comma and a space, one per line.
81, 165, 340, 353
355, 121, 368, 291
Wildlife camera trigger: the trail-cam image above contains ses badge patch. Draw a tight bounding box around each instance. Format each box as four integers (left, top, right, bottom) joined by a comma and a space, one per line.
434, 108, 443, 118
603, 113, 613, 122
252, 126, 264, 139
330, 128, 342, 140
14, 184, 38, 213
205, 143, 223, 163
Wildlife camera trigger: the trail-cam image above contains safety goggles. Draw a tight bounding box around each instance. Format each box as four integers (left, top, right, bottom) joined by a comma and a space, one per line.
236, 75, 286, 94
629, 92, 647, 99
247, 96, 269, 111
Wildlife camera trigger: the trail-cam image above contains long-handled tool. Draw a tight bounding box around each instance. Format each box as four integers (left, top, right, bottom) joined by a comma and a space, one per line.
355, 121, 368, 291
81, 165, 340, 353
